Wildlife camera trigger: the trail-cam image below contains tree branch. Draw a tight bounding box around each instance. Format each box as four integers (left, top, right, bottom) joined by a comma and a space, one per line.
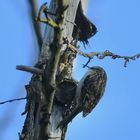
16, 65, 43, 75
36, 2, 59, 29
28, 0, 43, 50
0, 97, 27, 105
68, 44, 140, 67
36, 1, 70, 139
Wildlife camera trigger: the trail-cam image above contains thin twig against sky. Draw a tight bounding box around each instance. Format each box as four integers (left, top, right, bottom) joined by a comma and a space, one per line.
0, 97, 27, 105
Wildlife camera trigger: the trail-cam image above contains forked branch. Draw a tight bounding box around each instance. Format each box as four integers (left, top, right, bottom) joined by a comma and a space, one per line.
36, 2, 59, 29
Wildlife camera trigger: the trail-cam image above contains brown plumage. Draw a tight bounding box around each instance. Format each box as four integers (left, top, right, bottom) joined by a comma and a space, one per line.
57, 66, 107, 128
72, 1, 97, 45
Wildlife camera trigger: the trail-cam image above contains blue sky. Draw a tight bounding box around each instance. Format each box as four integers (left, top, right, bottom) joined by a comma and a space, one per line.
0, 0, 140, 140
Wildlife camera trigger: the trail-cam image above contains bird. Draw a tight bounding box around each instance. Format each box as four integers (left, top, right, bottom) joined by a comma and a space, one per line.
57, 66, 107, 128
72, 1, 97, 45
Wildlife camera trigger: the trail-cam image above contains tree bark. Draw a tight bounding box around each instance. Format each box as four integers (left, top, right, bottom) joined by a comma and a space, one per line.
19, 0, 80, 140
19, 0, 96, 139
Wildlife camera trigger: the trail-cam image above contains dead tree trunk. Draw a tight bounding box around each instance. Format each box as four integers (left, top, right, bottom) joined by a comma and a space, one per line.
19, 0, 95, 140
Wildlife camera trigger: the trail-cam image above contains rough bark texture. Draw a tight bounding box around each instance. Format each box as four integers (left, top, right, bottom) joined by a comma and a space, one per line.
19, 0, 95, 140
19, 0, 80, 140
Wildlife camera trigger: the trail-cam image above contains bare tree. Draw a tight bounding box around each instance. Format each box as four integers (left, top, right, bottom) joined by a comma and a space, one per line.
1, 0, 140, 140
18, 0, 97, 139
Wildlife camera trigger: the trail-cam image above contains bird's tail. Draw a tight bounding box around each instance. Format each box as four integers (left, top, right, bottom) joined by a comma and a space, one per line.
56, 106, 81, 129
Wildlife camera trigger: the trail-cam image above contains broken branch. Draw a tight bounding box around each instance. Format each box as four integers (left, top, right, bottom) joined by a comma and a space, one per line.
16, 65, 43, 75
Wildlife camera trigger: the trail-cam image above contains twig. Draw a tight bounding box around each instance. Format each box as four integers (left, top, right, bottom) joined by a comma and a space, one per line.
36, 2, 59, 29
16, 65, 43, 75
29, 0, 43, 50
68, 44, 140, 67
0, 97, 27, 105
83, 57, 92, 68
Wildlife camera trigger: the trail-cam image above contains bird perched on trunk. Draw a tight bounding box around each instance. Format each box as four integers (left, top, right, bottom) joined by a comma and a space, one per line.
57, 66, 107, 128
